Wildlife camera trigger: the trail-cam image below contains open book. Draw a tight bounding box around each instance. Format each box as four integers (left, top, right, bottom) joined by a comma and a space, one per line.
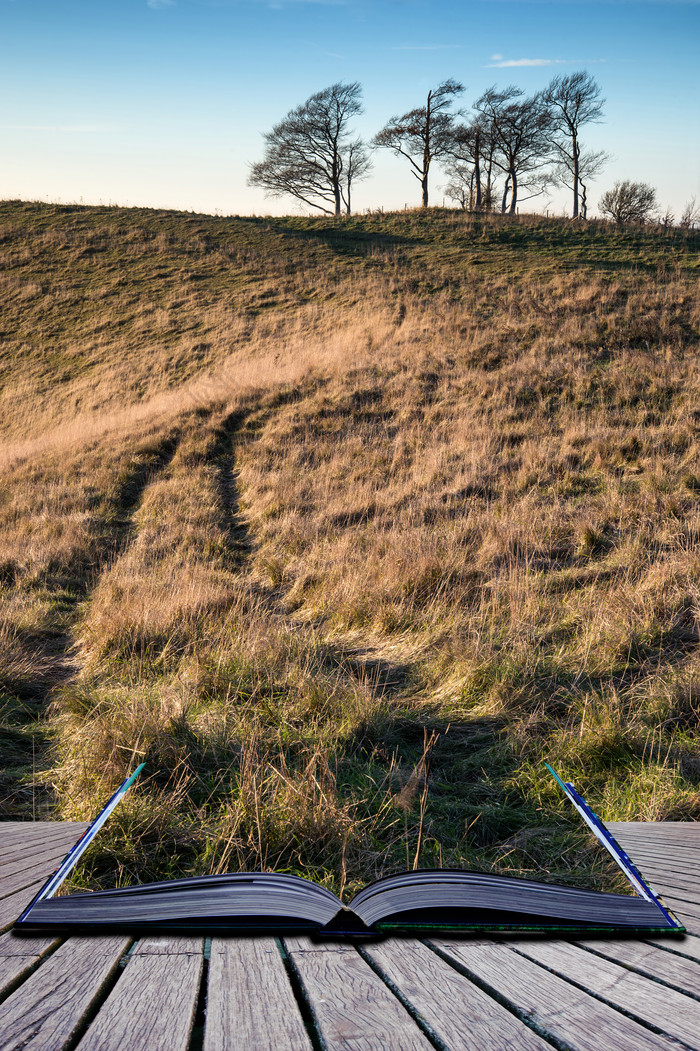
15, 764, 684, 936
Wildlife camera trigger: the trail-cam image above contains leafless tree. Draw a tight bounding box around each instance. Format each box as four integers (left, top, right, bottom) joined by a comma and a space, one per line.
543, 71, 606, 219
680, 197, 700, 229
598, 180, 658, 224
443, 159, 474, 209
248, 82, 371, 216
373, 80, 464, 208
474, 86, 552, 214
447, 117, 498, 210
552, 147, 608, 220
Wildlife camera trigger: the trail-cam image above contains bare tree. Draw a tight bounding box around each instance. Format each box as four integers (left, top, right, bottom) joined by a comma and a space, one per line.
543, 71, 606, 219
447, 117, 498, 210
443, 159, 474, 209
553, 147, 608, 220
249, 83, 371, 216
474, 86, 552, 214
599, 180, 658, 224
373, 80, 464, 208
342, 139, 372, 215
680, 197, 700, 230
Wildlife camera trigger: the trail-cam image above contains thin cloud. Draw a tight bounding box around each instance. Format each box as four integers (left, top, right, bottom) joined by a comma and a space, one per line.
147, 0, 176, 8
487, 57, 567, 67
486, 55, 607, 67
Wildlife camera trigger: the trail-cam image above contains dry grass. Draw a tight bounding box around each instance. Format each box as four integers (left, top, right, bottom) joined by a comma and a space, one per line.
1, 201, 699, 897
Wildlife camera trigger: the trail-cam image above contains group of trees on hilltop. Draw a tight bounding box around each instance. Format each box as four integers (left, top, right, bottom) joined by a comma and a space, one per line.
250, 73, 612, 220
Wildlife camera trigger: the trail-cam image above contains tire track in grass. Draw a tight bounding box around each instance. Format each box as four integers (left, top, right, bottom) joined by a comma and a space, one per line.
0, 428, 182, 818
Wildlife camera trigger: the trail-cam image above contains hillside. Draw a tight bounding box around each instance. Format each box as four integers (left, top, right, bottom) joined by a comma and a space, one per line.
1, 200, 699, 896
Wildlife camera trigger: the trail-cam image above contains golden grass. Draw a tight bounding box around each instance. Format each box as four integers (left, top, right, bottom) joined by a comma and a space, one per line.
1, 201, 699, 895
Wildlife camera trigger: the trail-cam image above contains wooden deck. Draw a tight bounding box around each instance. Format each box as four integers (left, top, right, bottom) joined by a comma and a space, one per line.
0, 821, 698, 1050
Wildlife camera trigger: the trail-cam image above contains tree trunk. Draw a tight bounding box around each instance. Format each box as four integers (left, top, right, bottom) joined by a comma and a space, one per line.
572, 134, 580, 219
508, 168, 518, 215
474, 128, 482, 210
421, 172, 429, 208
501, 174, 511, 214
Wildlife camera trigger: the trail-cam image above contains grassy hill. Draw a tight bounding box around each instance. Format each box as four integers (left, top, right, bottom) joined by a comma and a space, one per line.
1, 200, 699, 896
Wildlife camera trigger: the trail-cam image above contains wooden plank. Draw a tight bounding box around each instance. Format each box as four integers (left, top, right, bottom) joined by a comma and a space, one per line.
646, 932, 700, 962
610, 842, 700, 864
0, 935, 131, 1051
132, 935, 203, 955
0, 857, 81, 901
364, 938, 551, 1050
631, 856, 700, 883
0, 824, 87, 853
630, 851, 700, 870
431, 939, 681, 1051
511, 939, 700, 1049
0, 819, 87, 828
611, 833, 700, 845
284, 937, 433, 1050
574, 938, 700, 995
0, 843, 76, 880
76, 937, 203, 1051
204, 937, 312, 1051
0, 880, 46, 931
616, 839, 700, 854
0, 931, 63, 999
652, 893, 700, 923
0, 829, 85, 863
608, 820, 700, 837
625, 866, 700, 900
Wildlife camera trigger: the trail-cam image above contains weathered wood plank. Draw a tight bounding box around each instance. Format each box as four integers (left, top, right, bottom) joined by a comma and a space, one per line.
616, 839, 700, 854
0, 932, 63, 999
0, 935, 131, 1051
0, 843, 76, 880
132, 935, 203, 955
0, 857, 81, 901
609, 840, 700, 864
364, 938, 551, 1050
285, 938, 433, 1050
651, 894, 700, 924
632, 854, 700, 871
511, 939, 700, 1049
283, 935, 356, 955
646, 932, 700, 962
574, 937, 700, 995
626, 867, 700, 900
204, 937, 312, 1051
0, 830, 84, 864
0, 931, 60, 956
432, 938, 680, 1051
0, 880, 46, 931
76, 937, 203, 1051
0, 824, 87, 852
609, 821, 700, 837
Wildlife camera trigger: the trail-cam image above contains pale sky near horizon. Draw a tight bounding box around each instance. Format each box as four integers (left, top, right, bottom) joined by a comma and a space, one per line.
1, 0, 698, 218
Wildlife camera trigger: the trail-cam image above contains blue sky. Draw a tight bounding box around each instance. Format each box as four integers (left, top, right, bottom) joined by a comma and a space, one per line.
1, 0, 698, 217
